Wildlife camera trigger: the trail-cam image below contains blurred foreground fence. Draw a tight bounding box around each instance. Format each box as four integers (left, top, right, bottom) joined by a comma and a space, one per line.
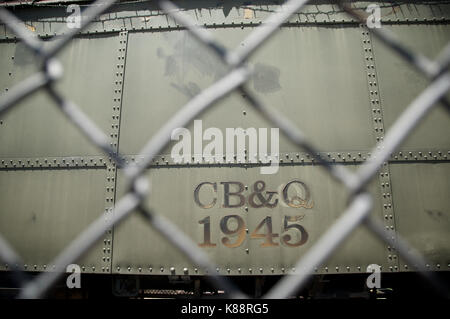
0, 0, 449, 299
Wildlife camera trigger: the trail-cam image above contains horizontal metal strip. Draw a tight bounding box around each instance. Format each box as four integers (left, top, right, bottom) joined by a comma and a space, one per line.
119, 150, 450, 167
1, 150, 448, 170
0, 263, 106, 273
121, 151, 372, 167
1, 2, 449, 40
389, 150, 450, 161
111, 262, 449, 275
2, 262, 447, 275
0, 156, 108, 169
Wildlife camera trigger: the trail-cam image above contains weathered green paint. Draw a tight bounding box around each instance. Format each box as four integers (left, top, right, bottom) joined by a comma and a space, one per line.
0, 36, 118, 158
0, 1, 448, 277
372, 24, 450, 150
120, 27, 375, 155
389, 163, 450, 271
0, 169, 107, 272
113, 165, 387, 275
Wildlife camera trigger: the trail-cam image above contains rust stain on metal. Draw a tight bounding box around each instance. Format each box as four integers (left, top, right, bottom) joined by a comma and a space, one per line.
25, 24, 35, 32
244, 8, 254, 19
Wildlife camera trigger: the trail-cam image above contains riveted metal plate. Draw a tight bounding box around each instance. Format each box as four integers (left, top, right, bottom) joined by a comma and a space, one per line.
0, 35, 119, 158
389, 163, 450, 272
371, 24, 450, 151
119, 26, 375, 156
112, 164, 388, 276
243, 26, 375, 153
0, 168, 107, 273
117, 29, 234, 155
360, 28, 398, 272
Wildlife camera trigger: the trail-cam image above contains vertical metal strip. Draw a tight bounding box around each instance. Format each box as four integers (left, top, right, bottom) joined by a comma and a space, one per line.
101, 30, 129, 274
0, 42, 13, 141
0, 42, 13, 272
361, 27, 399, 273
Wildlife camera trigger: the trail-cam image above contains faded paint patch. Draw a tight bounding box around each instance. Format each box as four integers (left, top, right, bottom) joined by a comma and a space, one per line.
156, 33, 281, 97
156, 32, 228, 98
157, 32, 227, 80
164, 55, 178, 76
170, 82, 201, 98
252, 62, 281, 94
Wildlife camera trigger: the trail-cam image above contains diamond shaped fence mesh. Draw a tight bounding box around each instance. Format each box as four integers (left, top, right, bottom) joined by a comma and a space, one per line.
0, 0, 449, 299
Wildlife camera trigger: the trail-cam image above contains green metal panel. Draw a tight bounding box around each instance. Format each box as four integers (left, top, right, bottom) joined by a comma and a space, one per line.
119, 26, 374, 156
245, 26, 375, 152
372, 24, 450, 151
112, 164, 388, 275
0, 168, 107, 273
118, 30, 237, 155
389, 163, 450, 272
0, 1, 449, 281
0, 36, 119, 158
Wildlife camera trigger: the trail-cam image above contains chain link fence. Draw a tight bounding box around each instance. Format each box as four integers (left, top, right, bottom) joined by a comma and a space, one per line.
0, 0, 449, 299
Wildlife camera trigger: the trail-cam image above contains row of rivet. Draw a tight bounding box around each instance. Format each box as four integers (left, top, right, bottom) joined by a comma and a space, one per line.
101, 31, 128, 273
0, 150, 447, 170
361, 28, 398, 271
0, 156, 107, 169
120, 151, 374, 167
0, 263, 113, 273
3, 262, 447, 273
390, 150, 450, 161
111, 263, 450, 275
118, 150, 450, 167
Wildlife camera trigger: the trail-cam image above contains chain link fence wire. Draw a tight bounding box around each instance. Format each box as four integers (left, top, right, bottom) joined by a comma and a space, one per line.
0, 0, 449, 299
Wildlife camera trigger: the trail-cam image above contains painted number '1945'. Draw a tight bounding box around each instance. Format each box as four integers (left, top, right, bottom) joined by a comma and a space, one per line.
198, 215, 308, 248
